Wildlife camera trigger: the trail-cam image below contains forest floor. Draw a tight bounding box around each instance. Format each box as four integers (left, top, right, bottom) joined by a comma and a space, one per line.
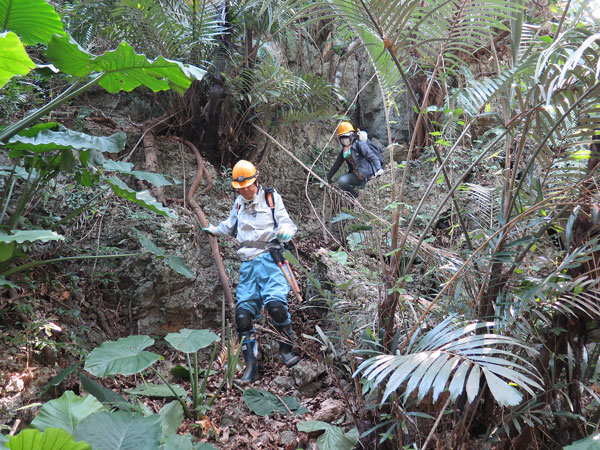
0, 228, 362, 449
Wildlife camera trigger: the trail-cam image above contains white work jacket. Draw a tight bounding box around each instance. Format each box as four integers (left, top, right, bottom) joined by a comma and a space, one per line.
212, 186, 297, 261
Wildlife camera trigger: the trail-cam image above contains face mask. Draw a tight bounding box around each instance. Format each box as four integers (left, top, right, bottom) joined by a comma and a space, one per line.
339, 136, 351, 147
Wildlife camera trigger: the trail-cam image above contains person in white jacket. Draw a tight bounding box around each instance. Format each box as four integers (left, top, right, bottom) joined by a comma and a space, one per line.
202, 160, 299, 384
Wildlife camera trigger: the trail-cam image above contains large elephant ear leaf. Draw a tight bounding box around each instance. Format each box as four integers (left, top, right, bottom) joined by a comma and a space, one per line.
45, 34, 92, 77
6, 129, 126, 153
84, 335, 162, 377
6, 427, 91, 450
165, 329, 220, 353
0, 32, 35, 88
0, 0, 64, 45
73, 411, 162, 450
91, 44, 206, 94
106, 176, 177, 219
46, 35, 206, 94
31, 391, 104, 434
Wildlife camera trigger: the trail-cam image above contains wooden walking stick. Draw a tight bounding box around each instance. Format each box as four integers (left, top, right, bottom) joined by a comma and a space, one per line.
268, 244, 303, 303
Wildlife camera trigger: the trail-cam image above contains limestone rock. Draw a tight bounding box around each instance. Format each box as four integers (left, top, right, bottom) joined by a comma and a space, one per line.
289, 360, 325, 386
313, 398, 345, 422
280, 430, 297, 447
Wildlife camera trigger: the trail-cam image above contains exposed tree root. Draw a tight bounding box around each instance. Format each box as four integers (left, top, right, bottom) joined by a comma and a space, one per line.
142, 132, 166, 205
177, 136, 235, 315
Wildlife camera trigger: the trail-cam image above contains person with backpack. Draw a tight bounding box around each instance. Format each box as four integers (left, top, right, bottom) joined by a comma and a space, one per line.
326, 121, 385, 198
201, 160, 300, 385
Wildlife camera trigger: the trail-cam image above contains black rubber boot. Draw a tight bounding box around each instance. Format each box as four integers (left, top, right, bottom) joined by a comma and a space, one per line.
236, 332, 259, 385
276, 325, 300, 368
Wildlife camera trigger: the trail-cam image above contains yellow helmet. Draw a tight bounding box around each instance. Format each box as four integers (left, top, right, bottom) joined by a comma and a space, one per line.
337, 121, 355, 136
231, 160, 259, 188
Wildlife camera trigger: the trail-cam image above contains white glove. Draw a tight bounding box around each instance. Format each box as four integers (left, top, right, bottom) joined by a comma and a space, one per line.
357, 130, 368, 142
276, 225, 294, 241
319, 181, 325, 189
375, 168, 385, 177
201, 224, 217, 235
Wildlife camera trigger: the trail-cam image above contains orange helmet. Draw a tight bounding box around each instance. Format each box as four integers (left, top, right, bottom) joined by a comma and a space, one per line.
231, 160, 259, 188
336, 121, 355, 136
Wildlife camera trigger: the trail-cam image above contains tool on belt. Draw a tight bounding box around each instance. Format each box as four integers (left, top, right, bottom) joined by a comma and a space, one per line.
267, 240, 303, 303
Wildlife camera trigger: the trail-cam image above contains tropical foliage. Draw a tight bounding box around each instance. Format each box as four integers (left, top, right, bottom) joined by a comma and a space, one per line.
3, 0, 600, 448
0, 0, 202, 286
1, 330, 220, 449
313, 0, 600, 448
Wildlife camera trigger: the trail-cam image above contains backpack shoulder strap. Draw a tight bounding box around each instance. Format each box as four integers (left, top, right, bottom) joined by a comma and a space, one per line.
230, 200, 242, 237
353, 140, 365, 157
264, 187, 278, 228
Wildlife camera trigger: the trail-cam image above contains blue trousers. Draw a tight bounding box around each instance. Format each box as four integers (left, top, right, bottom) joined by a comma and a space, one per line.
236, 252, 291, 327
338, 173, 366, 198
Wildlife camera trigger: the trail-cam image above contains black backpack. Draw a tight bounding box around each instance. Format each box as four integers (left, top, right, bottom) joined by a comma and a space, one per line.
354, 138, 385, 168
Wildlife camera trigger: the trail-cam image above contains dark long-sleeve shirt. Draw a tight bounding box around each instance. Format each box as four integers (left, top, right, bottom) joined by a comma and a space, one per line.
326, 140, 382, 181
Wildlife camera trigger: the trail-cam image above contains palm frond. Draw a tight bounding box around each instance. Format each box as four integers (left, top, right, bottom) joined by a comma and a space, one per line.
355, 316, 542, 407
109, 0, 224, 60
226, 45, 341, 127
401, 0, 524, 67
461, 183, 501, 230
536, 29, 600, 104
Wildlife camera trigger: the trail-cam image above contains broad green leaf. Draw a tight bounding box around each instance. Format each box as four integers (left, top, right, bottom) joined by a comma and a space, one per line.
0, 241, 14, 262
564, 433, 600, 449
125, 383, 187, 398
93, 44, 175, 93
78, 373, 129, 407
84, 335, 162, 377
44, 364, 77, 394
194, 445, 217, 450
0, 32, 35, 88
6, 129, 126, 153
243, 388, 300, 416
0, 0, 64, 45
102, 159, 134, 173
165, 255, 194, 279
158, 401, 183, 438
296, 420, 329, 432
0, 230, 63, 244
131, 171, 180, 187
106, 176, 177, 218
31, 391, 104, 434
136, 230, 166, 257
162, 434, 192, 450
15, 122, 59, 136
135, 231, 193, 278
100, 161, 179, 187
316, 426, 358, 450
45, 36, 205, 94
6, 427, 90, 450
330, 212, 356, 223
165, 329, 219, 353
297, 421, 358, 450
45, 35, 91, 77
73, 411, 162, 450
